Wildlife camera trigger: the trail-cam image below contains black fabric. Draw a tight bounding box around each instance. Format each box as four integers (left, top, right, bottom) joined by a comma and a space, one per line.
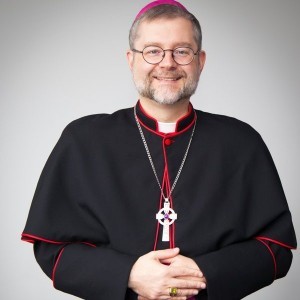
22, 104, 296, 299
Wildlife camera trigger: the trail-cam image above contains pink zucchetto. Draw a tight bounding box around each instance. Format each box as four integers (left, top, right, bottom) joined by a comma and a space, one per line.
135, 0, 188, 21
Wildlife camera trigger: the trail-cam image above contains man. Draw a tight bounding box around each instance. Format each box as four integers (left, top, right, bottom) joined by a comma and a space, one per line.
22, 1, 296, 299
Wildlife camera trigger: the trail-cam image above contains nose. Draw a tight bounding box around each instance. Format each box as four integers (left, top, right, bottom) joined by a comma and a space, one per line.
159, 50, 177, 68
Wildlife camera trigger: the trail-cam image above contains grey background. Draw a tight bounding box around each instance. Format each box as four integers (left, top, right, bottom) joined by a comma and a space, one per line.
1, 0, 299, 299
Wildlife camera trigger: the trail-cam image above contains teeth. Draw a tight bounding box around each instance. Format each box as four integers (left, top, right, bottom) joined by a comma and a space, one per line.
156, 77, 178, 81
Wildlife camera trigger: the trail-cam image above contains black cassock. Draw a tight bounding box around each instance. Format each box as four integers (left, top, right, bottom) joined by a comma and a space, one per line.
22, 102, 296, 299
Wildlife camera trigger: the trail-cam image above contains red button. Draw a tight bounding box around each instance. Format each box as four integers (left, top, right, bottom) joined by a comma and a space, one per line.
164, 138, 173, 146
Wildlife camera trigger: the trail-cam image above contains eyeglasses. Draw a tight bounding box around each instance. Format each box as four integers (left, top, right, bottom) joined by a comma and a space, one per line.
131, 46, 199, 65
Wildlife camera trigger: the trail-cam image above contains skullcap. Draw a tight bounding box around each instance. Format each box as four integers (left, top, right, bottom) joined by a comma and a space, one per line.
135, 0, 187, 21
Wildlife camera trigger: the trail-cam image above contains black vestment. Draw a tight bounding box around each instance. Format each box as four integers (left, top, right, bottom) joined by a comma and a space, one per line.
22, 102, 297, 299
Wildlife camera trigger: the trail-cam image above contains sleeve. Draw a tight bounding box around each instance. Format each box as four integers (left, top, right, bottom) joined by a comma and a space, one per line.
33, 241, 137, 299
194, 133, 297, 300
21, 122, 138, 299
194, 239, 293, 299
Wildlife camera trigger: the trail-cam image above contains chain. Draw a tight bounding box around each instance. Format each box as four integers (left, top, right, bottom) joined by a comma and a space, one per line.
134, 105, 196, 202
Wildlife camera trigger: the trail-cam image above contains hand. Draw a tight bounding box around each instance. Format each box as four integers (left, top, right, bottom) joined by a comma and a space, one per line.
128, 248, 204, 300
161, 254, 206, 288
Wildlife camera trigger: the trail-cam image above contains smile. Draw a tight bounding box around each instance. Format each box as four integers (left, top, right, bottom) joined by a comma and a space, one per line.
154, 76, 181, 81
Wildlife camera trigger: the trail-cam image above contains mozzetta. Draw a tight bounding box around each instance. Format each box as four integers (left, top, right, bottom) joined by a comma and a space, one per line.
22, 101, 296, 299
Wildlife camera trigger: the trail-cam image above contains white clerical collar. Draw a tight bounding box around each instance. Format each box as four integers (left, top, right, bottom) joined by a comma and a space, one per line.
157, 121, 176, 134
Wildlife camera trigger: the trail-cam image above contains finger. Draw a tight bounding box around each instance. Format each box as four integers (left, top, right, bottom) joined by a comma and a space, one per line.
176, 288, 200, 297
152, 247, 180, 260
139, 295, 187, 300
176, 269, 204, 278
160, 287, 199, 299
169, 278, 207, 290
177, 275, 206, 283
160, 257, 174, 264
160, 295, 187, 300
164, 297, 187, 300
169, 266, 203, 278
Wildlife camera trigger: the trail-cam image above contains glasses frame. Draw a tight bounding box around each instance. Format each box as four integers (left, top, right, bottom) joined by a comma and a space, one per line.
132, 46, 200, 66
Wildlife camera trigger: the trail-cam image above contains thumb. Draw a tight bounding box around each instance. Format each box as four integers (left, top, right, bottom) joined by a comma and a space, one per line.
152, 247, 180, 260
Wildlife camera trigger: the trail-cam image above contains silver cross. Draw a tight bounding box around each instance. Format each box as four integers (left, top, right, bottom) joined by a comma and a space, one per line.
156, 200, 177, 242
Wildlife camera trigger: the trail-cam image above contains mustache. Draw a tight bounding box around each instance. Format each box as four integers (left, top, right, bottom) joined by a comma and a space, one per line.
150, 71, 186, 78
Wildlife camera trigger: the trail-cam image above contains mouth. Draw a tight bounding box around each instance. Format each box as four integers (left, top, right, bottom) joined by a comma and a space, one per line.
153, 76, 182, 82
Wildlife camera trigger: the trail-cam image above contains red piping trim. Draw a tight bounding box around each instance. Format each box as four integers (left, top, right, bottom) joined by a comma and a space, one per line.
137, 116, 166, 137
166, 170, 175, 249
162, 139, 176, 249
168, 113, 197, 138
175, 103, 192, 132
52, 247, 65, 287
21, 233, 96, 248
256, 236, 296, 250
82, 242, 96, 247
136, 110, 196, 138
256, 238, 277, 280
138, 101, 194, 134
138, 101, 159, 131
22, 233, 66, 244
163, 139, 170, 248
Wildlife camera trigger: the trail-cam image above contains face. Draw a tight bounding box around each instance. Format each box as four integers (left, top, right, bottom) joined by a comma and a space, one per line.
127, 17, 206, 105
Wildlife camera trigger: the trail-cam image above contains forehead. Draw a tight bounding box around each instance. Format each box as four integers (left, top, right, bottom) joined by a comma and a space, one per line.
135, 17, 196, 48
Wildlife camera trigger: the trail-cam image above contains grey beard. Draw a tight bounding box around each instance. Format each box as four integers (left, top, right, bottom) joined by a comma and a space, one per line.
134, 77, 199, 105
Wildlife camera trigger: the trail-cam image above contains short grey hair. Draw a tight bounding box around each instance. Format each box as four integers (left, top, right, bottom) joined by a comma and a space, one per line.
129, 4, 202, 51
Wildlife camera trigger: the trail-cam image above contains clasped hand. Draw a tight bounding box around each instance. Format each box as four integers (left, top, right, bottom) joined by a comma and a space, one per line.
128, 248, 206, 300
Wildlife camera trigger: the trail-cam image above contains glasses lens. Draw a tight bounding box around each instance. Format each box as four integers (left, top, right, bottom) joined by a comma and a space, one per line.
173, 47, 194, 65
142, 46, 164, 64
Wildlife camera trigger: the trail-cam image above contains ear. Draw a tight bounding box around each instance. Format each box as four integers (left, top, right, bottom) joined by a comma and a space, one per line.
198, 50, 206, 73
127, 49, 134, 71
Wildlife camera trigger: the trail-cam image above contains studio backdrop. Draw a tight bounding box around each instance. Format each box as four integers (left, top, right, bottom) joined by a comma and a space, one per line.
0, 0, 299, 299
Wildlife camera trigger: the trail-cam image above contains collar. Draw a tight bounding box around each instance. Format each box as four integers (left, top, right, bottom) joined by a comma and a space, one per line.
135, 100, 196, 136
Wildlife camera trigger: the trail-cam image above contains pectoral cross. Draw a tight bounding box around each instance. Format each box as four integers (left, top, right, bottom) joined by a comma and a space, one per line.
156, 199, 177, 242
